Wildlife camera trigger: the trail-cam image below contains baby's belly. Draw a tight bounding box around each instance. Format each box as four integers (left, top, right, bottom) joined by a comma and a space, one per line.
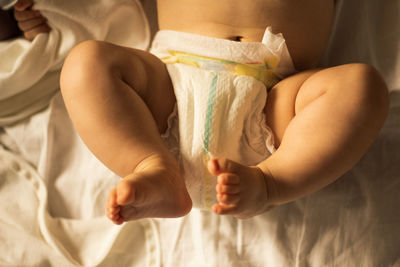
161, 22, 266, 42
158, 0, 334, 69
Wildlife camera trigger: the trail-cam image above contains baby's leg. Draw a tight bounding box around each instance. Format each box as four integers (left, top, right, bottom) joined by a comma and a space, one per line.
207, 158, 277, 219
209, 64, 388, 218
60, 41, 191, 224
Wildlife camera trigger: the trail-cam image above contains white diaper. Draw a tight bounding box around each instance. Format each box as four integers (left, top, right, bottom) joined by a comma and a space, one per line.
150, 28, 295, 210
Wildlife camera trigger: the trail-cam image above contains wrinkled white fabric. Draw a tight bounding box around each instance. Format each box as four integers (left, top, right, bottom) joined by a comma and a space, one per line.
0, 0, 150, 125
0, 93, 162, 267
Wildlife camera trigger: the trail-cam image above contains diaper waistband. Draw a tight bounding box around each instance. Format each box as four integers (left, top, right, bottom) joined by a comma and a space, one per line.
151, 28, 296, 79
161, 50, 280, 89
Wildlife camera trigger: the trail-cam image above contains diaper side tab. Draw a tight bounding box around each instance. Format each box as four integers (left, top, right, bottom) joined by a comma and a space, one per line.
262, 26, 296, 78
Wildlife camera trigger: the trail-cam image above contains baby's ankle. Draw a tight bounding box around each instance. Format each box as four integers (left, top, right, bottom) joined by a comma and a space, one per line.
134, 152, 178, 173
254, 165, 281, 210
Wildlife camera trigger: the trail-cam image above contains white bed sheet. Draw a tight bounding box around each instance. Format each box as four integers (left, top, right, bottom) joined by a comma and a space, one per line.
1, 0, 400, 266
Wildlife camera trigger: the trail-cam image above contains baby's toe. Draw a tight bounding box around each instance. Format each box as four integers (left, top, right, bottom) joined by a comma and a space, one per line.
116, 178, 136, 205
108, 210, 125, 225
106, 189, 118, 210
212, 203, 237, 215
109, 205, 120, 215
217, 193, 239, 205
107, 210, 117, 221
210, 158, 243, 174
217, 173, 239, 184
112, 215, 124, 225
217, 183, 240, 194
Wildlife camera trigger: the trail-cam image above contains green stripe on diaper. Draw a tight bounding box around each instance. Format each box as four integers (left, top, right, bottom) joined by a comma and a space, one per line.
203, 73, 218, 153
203, 73, 218, 209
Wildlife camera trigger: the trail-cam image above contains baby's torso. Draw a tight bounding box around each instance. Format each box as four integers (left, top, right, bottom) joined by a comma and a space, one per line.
157, 0, 334, 70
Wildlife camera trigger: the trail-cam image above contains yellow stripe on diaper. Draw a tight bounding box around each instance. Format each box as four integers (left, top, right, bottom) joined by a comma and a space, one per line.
162, 50, 281, 89
203, 152, 213, 209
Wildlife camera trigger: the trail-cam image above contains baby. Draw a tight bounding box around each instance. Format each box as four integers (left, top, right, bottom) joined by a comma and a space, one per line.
60, 0, 389, 224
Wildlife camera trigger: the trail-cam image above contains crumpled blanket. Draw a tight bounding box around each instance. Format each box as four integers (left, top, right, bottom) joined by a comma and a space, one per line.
0, 0, 149, 125
0, 144, 160, 266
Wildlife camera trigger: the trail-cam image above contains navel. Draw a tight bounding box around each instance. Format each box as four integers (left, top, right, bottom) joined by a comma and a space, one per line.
228, 35, 244, 42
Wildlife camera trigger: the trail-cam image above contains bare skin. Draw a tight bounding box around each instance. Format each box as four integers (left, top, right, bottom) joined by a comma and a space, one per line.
13, 0, 50, 40
209, 65, 388, 218
0, 0, 50, 41
60, 0, 389, 223
158, 0, 335, 70
61, 42, 192, 224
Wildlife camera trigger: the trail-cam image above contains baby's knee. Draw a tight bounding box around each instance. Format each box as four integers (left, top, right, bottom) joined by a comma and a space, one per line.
60, 40, 113, 93
348, 63, 389, 120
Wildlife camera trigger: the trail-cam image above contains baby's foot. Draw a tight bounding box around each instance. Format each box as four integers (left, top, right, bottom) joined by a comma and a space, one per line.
106, 154, 192, 224
207, 158, 277, 219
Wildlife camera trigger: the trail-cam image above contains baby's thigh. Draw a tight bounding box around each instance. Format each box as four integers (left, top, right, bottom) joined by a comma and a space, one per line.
63, 40, 175, 133
115, 45, 176, 132
264, 70, 318, 146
